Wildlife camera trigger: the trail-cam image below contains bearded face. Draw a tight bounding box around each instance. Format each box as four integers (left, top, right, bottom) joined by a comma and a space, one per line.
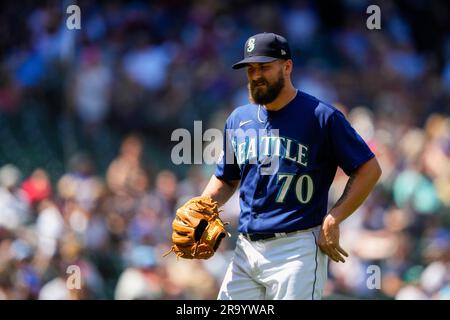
247, 63, 285, 105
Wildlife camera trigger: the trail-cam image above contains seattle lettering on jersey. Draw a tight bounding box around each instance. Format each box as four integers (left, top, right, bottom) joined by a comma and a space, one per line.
226, 129, 309, 168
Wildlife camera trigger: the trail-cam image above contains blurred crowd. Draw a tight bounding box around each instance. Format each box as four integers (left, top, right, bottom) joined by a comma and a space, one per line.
0, 0, 449, 299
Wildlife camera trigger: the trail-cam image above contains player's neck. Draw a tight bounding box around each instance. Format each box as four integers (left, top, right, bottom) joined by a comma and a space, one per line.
263, 84, 297, 112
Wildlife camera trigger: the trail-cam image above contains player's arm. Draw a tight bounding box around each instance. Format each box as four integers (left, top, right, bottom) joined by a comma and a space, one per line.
318, 156, 382, 263
201, 175, 239, 207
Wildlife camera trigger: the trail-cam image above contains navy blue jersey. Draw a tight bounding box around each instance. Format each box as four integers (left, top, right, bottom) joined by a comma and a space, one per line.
215, 90, 374, 234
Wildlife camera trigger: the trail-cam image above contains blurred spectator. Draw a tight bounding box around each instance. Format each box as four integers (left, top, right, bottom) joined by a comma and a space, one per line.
0, 164, 30, 230
122, 34, 172, 91
35, 199, 64, 257
73, 47, 112, 132
114, 245, 163, 300
20, 169, 52, 207
149, 170, 178, 218
57, 153, 104, 212
106, 134, 149, 197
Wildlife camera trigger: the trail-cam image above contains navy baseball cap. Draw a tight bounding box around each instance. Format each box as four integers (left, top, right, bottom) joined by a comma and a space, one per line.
232, 32, 292, 69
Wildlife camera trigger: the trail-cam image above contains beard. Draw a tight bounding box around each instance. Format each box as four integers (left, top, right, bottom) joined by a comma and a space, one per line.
249, 70, 285, 105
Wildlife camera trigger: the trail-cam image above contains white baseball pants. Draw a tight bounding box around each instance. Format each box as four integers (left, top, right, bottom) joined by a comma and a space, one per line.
217, 226, 328, 300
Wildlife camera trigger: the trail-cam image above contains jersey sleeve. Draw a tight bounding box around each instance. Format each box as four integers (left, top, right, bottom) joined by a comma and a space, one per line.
328, 110, 375, 176
214, 121, 241, 181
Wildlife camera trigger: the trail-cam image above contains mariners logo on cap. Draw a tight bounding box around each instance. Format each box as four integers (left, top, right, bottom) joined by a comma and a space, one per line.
247, 38, 256, 52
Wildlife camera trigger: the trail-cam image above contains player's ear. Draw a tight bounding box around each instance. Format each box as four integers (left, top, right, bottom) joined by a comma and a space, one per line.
282, 59, 293, 75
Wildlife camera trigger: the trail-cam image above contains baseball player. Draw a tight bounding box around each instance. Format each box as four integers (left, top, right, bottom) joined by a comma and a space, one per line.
200, 33, 382, 300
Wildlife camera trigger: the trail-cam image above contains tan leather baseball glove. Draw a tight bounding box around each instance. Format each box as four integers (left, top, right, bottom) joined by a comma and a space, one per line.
163, 196, 229, 259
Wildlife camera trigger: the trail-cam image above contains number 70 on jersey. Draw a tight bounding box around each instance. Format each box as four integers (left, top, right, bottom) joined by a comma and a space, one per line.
276, 173, 314, 204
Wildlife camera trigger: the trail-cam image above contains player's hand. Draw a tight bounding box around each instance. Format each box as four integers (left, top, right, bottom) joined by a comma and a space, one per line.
318, 214, 349, 263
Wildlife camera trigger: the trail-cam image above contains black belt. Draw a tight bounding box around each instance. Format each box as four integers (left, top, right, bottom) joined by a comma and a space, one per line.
242, 230, 298, 242
241, 226, 319, 242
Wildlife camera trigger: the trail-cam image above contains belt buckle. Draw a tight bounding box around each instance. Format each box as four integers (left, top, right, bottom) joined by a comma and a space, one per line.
274, 232, 287, 238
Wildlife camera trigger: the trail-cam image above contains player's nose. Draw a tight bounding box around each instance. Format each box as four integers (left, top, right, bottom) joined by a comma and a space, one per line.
249, 72, 265, 84
247, 67, 263, 79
